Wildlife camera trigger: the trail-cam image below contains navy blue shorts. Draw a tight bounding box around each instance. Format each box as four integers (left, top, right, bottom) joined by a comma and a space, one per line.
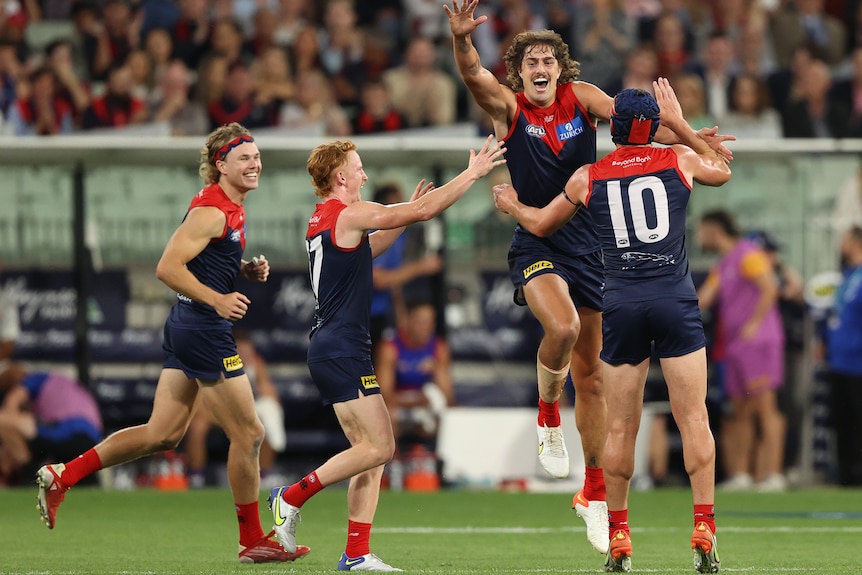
508, 240, 603, 311
601, 298, 705, 365
308, 356, 381, 406
162, 322, 245, 381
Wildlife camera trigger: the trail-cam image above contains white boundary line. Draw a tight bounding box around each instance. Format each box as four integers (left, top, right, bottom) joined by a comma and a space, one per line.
373, 525, 862, 534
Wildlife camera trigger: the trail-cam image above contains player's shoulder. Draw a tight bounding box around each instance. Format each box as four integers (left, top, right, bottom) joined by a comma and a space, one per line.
307, 198, 346, 237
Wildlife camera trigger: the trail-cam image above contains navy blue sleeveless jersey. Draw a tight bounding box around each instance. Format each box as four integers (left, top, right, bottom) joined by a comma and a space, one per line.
504, 82, 601, 256
172, 183, 246, 328
306, 199, 373, 362
585, 146, 696, 304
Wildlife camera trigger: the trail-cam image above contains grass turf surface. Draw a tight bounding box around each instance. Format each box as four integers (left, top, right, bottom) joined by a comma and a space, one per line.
1, 486, 861, 574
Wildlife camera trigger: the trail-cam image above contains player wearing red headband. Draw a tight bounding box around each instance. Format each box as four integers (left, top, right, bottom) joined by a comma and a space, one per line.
34, 123, 310, 564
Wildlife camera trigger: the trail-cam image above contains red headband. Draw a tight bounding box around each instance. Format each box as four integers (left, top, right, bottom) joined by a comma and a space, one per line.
213, 135, 254, 164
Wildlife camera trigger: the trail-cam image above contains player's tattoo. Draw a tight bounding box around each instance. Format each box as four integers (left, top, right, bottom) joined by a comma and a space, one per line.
587, 456, 598, 468
455, 36, 471, 53
467, 60, 481, 77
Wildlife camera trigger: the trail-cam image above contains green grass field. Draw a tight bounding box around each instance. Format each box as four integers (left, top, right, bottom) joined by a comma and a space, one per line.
1, 486, 861, 574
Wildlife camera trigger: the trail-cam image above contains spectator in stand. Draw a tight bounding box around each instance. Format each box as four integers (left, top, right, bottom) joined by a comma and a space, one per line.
606, 44, 658, 96
736, 10, 777, 79
382, 36, 456, 129
194, 54, 228, 108
780, 58, 849, 138
0, 39, 24, 120
252, 47, 294, 114
143, 27, 173, 81
0, 376, 34, 485
81, 64, 147, 130
653, 11, 690, 79
211, 17, 253, 66
292, 24, 319, 76
687, 32, 737, 121
72, 0, 113, 81
768, 44, 812, 115
832, 48, 862, 137
770, 0, 846, 69
720, 73, 782, 140
249, 8, 278, 57
377, 300, 454, 449
171, 0, 212, 70
675, 73, 714, 131
44, 40, 91, 123
279, 68, 350, 136
822, 226, 862, 486
315, 0, 367, 112
403, 0, 451, 42
126, 48, 155, 100
8, 67, 75, 135
572, 0, 634, 94
146, 59, 208, 135
352, 79, 406, 135
103, 0, 142, 70
207, 62, 277, 130
273, 0, 310, 53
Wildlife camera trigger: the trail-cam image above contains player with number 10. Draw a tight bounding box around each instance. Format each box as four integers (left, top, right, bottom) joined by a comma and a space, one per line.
493, 80, 731, 573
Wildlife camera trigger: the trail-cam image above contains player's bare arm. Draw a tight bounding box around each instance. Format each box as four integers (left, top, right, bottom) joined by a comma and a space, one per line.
368, 179, 436, 258
337, 136, 506, 250
572, 81, 614, 125
156, 206, 251, 321
653, 78, 731, 187
445, 0, 516, 135
492, 167, 584, 238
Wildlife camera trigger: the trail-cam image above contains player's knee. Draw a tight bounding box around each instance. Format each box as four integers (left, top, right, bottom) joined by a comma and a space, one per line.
572, 362, 603, 397
544, 316, 581, 349
152, 429, 185, 452
684, 434, 715, 476
370, 434, 396, 466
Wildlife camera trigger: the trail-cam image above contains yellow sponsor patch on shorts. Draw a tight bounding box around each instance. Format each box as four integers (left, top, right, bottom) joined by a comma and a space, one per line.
360, 375, 380, 390
523, 260, 554, 279
223, 354, 244, 372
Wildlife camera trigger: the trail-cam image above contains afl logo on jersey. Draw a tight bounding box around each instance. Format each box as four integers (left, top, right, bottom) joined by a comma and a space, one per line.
230, 229, 242, 242
556, 117, 584, 141
525, 124, 546, 138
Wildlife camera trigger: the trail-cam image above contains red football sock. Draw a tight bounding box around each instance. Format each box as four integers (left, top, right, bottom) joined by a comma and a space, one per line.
62, 448, 103, 487
537, 399, 561, 427
236, 501, 266, 547
608, 509, 629, 536
582, 466, 606, 501
282, 471, 325, 508
694, 504, 716, 534
345, 520, 372, 558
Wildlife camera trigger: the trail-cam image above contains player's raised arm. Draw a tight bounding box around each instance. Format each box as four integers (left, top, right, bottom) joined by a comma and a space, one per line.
653, 77, 731, 187
338, 136, 507, 254
445, 0, 514, 129
492, 168, 584, 238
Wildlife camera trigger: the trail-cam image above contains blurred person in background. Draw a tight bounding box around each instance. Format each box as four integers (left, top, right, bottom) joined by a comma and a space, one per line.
279, 68, 351, 136
606, 44, 658, 96
210, 17, 252, 66
102, 0, 142, 71
770, 0, 846, 69
821, 225, 862, 486
0, 38, 23, 120
315, 0, 367, 113
768, 44, 813, 115
252, 46, 294, 113
185, 331, 287, 489
81, 63, 147, 130
697, 210, 788, 492
720, 73, 782, 140
780, 58, 848, 138
0, 364, 102, 484
248, 8, 278, 56
194, 54, 228, 108
142, 27, 173, 81
33, 123, 310, 563
571, 0, 634, 94
686, 32, 737, 121
369, 183, 442, 351
72, 0, 113, 82
377, 300, 455, 449
273, 0, 311, 53
126, 48, 155, 100
652, 11, 690, 79
146, 59, 208, 135
352, 79, 407, 135
207, 62, 278, 130
382, 36, 456, 129
832, 47, 862, 137
0, 371, 34, 486
171, 0, 212, 70
675, 73, 714, 131
44, 39, 91, 123
8, 67, 74, 136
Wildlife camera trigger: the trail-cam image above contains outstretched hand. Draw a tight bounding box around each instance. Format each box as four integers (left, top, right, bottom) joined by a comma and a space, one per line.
444, 0, 488, 38
410, 179, 436, 202
653, 77, 685, 129
697, 126, 735, 163
468, 134, 507, 179
492, 183, 518, 214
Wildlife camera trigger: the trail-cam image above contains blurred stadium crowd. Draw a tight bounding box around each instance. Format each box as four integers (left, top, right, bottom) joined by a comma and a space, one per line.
0, 0, 861, 137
